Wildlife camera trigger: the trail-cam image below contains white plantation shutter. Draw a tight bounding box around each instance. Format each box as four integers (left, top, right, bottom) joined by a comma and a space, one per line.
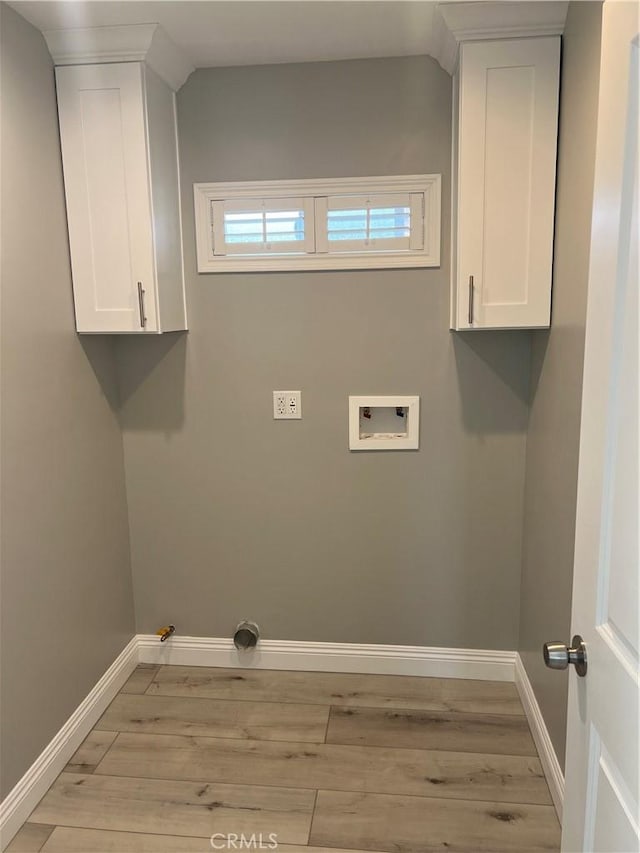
211, 197, 315, 255
315, 192, 424, 253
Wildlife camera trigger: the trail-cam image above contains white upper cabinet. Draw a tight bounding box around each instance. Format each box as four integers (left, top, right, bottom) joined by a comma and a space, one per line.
55, 62, 187, 334
451, 37, 561, 330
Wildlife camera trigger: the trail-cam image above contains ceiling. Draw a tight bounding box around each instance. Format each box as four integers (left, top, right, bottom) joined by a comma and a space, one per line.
10, 1, 447, 69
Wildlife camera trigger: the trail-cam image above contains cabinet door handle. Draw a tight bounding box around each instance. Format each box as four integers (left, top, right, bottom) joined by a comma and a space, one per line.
137, 281, 147, 329
468, 275, 474, 325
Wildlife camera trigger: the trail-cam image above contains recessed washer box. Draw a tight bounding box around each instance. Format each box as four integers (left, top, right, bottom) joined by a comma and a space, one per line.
348, 396, 420, 450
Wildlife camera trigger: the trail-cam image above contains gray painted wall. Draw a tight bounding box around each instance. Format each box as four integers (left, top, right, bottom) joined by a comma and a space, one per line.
117, 55, 531, 649
0, 4, 135, 798
519, 1, 603, 770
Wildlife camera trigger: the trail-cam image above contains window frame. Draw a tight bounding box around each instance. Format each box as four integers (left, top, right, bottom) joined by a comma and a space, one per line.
194, 175, 441, 273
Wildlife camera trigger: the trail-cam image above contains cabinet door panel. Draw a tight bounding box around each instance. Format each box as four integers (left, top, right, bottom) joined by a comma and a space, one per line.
456, 37, 560, 329
483, 64, 534, 307
56, 63, 158, 333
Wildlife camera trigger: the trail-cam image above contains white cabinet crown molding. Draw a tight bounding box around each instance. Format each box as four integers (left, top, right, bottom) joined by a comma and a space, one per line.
428, 6, 459, 77
44, 23, 194, 91
432, 1, 568, 73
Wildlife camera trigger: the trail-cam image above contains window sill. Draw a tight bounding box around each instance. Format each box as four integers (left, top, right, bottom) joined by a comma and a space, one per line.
195, 252, 440, 274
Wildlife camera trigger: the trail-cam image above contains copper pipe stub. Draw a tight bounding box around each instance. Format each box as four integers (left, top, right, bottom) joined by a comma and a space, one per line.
156, 625, 175, 643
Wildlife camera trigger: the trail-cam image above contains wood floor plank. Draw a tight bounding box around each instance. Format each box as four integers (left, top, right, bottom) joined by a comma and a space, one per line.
94, 731, 551, 805
327, 706, 537, 755
279, 848, 387, 853
28, 773, 314, 844
40, 828, 383, 853
96, 693, 329, 743
310, 790, 561, 852
148, 667, 524, 715
40, 828, 211, 852
121, 666, 160, 695
65, 730, 118, 773
4, 824, 54, 853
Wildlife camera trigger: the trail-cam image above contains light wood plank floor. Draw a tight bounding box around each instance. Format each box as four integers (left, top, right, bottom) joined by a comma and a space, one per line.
8, 664, 560, 853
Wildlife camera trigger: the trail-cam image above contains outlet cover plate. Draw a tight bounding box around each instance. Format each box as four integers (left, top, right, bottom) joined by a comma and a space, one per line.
273, 390, 302, 419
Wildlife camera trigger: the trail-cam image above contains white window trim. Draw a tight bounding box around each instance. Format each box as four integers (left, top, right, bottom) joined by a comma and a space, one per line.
194, 175, 441, 273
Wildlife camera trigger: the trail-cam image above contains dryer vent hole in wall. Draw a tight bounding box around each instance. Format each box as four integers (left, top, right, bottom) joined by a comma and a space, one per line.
234, 620, 260, 650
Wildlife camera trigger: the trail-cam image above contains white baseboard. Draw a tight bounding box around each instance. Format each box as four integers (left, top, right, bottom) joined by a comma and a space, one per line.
137, 635, 517, 681
0, 637, 138, 850
514, 652, 565, 820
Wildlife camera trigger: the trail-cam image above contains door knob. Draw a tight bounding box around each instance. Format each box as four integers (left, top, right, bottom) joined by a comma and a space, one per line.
543, 635, 587, 676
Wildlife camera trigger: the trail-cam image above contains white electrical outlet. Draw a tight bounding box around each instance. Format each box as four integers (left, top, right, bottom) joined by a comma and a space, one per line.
273, 391, 302, 419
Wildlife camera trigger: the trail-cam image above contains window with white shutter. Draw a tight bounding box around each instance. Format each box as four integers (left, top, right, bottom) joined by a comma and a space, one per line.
315, 192, 425, 254
194, 176, 440, 272
211, 197, 315, 256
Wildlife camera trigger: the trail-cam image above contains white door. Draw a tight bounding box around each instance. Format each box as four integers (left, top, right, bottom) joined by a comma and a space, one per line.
562, 3, 639, 851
